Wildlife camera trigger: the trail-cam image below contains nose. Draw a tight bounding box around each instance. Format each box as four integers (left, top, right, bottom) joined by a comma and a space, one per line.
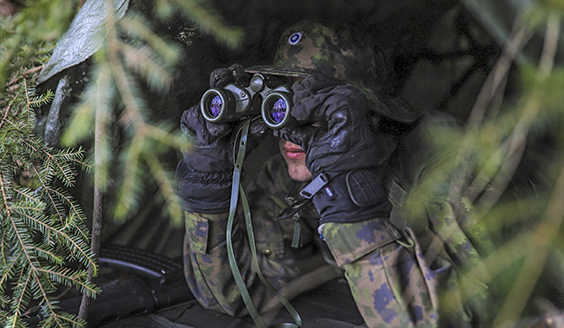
283, 139, 294, 147
282, 139, 302, 149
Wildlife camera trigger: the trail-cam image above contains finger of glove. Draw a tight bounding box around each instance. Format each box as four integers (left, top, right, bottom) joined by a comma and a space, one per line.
209, 68, 234, 88
295, 86, 369, 148
181, 105, 231, 145
304, 108, 353, 171
295, 86, 379, 173
243, 118, 271, 154
290, 74, 344, 122
313, 90, 376, 154
249, 117, 269, 140
291, 85, 357, 149
227, 63, 251, 85
273, 125, 319, 151
319, 108, 352, 151
304, 111, 381, 175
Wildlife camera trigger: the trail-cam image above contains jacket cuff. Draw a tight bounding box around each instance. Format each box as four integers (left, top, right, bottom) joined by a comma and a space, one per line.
319, 217, 400, 267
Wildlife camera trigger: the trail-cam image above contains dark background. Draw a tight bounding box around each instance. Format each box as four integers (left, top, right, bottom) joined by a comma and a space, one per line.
36, 0, 506, 258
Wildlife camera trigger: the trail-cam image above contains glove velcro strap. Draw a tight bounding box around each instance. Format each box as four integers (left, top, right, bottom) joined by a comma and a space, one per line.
346, 170, 388, 206
304, 170, 393, 225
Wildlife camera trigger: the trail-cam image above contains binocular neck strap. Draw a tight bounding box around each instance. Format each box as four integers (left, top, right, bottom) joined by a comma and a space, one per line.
226, 119, 302, 328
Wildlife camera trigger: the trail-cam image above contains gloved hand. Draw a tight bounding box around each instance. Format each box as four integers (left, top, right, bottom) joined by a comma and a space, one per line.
177, 64, 266, 213
209, 63, 250, 88
176, 104, 233, 213
274, 74, 393, 224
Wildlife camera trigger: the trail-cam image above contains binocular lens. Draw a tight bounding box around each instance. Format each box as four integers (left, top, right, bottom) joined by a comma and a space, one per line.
208, 95, 223, 118
200, 75, 293, 128
262, 91, 292, 129
269, 98, 287, 123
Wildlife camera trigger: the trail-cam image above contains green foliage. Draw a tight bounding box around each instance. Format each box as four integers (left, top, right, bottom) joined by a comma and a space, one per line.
0, 0, 77, 86
3, 0, 241, 323
0, 41, 97, 327
404, 4, 564, 326
151, 0, 244, 48
60, 0, 239, 224
61, 0, 191, 222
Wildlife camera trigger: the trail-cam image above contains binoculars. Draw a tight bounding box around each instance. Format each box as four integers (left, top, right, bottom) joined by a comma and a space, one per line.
200, 73, 294, 129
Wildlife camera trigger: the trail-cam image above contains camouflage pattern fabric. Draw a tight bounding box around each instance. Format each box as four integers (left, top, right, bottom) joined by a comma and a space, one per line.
387, 112, 497, 326
182, 152, 487, 327
423, 198, 496, 325
183, 155, 340, 317
179, 19, 496, 327
246, 20, 419, 124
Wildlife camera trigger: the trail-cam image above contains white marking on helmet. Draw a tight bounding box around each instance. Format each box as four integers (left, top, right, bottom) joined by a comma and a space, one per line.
288, 32, 302, 45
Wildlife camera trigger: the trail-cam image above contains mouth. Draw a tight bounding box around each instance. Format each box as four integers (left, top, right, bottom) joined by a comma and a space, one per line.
284, 146, 305, 160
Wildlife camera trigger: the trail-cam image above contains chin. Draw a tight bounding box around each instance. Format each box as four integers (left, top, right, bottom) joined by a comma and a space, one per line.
288, 167, 313, 182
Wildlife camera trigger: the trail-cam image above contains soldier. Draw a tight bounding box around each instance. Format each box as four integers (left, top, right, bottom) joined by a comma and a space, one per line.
176, 21, 490, 327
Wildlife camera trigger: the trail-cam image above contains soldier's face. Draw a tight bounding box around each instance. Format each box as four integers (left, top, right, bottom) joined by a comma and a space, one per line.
278, 75, 312, 182
278, 115, 381, 182
279, 139, 312, 182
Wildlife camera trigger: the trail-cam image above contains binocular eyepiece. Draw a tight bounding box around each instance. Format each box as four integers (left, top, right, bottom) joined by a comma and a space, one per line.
200, 73, 294, 129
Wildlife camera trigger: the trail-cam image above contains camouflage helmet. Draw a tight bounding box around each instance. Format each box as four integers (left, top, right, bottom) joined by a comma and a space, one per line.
247, 21, 419, 123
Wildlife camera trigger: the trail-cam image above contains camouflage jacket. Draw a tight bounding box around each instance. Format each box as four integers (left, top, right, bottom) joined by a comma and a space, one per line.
182, 149, 495, 327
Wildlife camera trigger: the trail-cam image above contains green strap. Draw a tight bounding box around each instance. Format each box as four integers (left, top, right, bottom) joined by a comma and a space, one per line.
226, 120, 302, 328
291, 214, 301, 248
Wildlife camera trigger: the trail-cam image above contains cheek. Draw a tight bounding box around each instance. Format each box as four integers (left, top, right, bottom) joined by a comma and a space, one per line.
278, 139, 286, 155
287, 159, 312, 182
278, 139, 312, 181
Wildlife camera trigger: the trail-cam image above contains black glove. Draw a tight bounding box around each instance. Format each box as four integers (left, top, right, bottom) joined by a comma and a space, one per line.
209, 63, 250, 88
176, 104, 234, 213
176, 65, 266, 213
274, 74, 393, 224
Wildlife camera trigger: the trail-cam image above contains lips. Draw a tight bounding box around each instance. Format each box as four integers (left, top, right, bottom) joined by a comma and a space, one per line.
284, 146, 305, 160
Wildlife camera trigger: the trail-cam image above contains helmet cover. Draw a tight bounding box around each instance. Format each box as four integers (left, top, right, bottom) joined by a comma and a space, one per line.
247, 21, 419, 123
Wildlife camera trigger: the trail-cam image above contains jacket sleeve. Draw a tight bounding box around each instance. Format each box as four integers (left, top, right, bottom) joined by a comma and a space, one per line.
317, 220, 437, 328
183, 210, 293, 316
319, 206, 484, 328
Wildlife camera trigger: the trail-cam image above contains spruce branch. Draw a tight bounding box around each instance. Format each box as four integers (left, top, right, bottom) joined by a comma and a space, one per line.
1, 38, 96, 327
145, 152, 184, 222
171, 0, 244, 49
62, 0, 189, 227
407, 5, 564, 325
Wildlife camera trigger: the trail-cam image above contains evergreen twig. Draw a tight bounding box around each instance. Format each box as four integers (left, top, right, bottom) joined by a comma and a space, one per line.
0, 43, 96, 327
